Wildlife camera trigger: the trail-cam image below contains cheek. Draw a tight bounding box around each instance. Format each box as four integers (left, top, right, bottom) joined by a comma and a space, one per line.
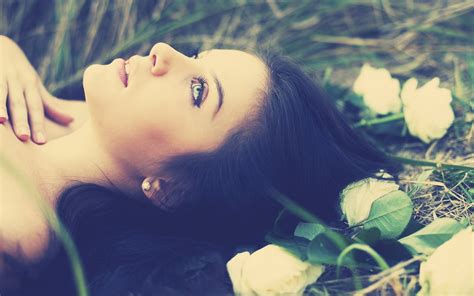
106, 113, 203, 166
88, 78, 216, 165
131, 86, 187, 133
102, 92, 193, 159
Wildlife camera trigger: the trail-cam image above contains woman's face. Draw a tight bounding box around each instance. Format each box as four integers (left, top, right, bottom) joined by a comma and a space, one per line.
83, 42, 268, 175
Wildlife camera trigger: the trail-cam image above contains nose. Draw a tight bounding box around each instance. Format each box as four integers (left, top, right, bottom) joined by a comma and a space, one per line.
148, 42, 186, 76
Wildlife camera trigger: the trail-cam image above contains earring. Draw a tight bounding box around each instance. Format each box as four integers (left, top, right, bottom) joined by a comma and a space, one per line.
142, 180, 152, 192
142, 177, 161, 198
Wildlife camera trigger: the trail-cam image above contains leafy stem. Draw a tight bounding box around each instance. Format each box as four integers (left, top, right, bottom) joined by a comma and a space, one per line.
388, 155, 474, 171
336, 243, 390, 277
353, 112, 405, 128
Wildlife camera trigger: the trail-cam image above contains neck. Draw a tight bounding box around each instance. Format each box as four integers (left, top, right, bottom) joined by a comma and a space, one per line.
30, 119, 144, 206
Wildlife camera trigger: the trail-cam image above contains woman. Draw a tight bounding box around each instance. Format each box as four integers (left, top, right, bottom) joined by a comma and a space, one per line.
0, 36, 401, 295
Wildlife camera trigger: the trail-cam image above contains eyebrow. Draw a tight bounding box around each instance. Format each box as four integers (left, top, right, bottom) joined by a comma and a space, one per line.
198, 49, 224, 119
211, 71, 224, 120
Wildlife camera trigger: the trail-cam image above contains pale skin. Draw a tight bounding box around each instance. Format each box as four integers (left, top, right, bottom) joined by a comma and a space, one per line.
0, 41, 268, 263
0, 35, 78, 143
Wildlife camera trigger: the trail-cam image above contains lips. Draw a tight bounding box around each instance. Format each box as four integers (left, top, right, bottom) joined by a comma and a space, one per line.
117, 58, 128, 87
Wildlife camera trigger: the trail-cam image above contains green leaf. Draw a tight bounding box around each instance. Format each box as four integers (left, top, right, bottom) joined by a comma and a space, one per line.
265, 231, 309, 261
294, 223, 325, 241
307, 230, 357, 267
353, 227, 381, 244
459, 217, 470, 227
361, 190, 413, 239
399, 218, 466, 255
344, 92, 365, 109
363, 117, 405, 136
308, 231, 384, 270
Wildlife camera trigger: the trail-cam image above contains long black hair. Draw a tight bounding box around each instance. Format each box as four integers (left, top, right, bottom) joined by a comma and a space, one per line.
7, 50, 402, 295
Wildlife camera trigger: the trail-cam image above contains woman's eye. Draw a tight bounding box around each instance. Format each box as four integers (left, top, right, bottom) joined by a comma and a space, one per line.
190, 77, 207, 108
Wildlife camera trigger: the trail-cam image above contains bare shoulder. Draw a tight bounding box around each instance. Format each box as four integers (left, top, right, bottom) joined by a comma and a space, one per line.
0, 166, 50, 263
0, 125, 50, 263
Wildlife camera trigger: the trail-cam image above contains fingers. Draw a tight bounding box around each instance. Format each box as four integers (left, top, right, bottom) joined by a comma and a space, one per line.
0, 81, 7, 123
24, 85, 46, 144
0, 37, 73, 144
7, 80, 30, 141
38, 83, 75, 126
6, 79, 48, 144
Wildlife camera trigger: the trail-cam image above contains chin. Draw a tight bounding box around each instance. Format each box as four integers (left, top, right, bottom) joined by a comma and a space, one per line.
83, 64, 102, 100
84, 64, 118, 102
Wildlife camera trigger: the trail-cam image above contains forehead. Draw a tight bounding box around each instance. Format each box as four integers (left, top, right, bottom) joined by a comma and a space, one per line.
200, 49, 267, 80
200, 48, 268, 127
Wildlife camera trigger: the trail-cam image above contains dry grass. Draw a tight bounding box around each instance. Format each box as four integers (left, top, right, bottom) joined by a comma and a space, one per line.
395, 121, 473, 225
1, 1, 472, 295
308, 256, 425, 295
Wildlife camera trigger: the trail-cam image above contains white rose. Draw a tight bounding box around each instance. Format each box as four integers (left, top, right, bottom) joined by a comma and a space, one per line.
417, 228, 474, 296
340, 172, 399, 226
401, 77, 455, 143
353, 63, 402, 115
226, 244, 325, 296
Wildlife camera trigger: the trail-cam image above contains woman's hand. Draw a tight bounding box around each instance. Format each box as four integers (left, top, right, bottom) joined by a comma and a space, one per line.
0, 35, 75, 144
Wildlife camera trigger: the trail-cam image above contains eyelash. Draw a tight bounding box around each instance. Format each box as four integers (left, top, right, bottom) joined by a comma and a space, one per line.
190, 76, 207, 108
187, 46, 208, 108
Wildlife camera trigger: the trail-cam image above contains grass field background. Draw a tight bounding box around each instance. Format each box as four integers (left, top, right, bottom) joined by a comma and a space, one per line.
1, 0, 472, 295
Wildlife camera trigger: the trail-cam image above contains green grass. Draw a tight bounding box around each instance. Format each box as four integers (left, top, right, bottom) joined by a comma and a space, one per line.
1, 0, 472, 295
